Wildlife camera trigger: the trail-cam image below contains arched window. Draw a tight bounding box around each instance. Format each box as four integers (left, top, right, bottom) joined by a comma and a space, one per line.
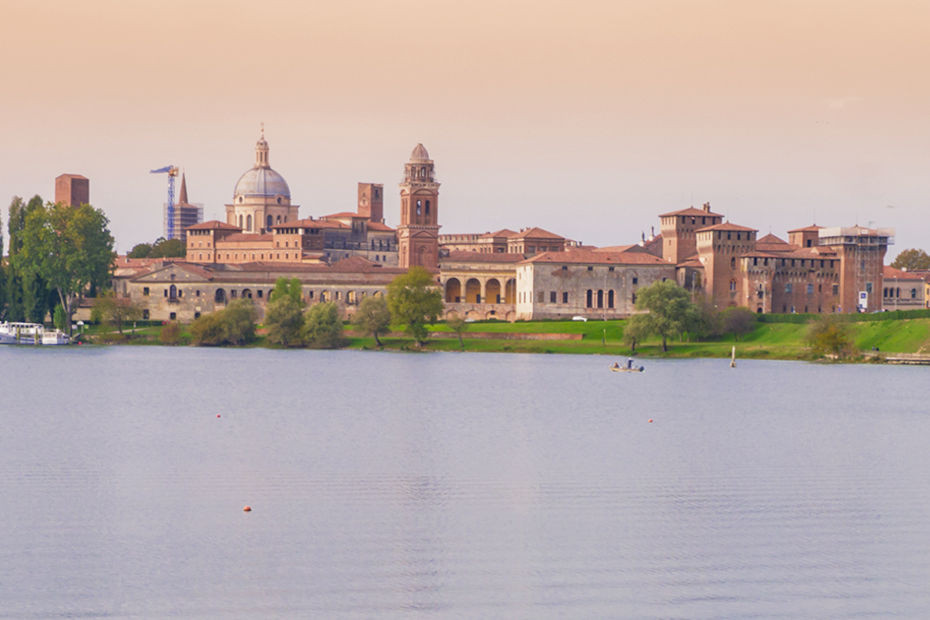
586, 289, 593, 308
608, 290, 614, 308
425, 200, 431, 215
267, 215, 273, 229
238, 214, 243, 229
597, 289, 604, 308
416, 200, 422, 215
246, 214, 252, 231
215, 289, 226, 303
276, 215, 281, 224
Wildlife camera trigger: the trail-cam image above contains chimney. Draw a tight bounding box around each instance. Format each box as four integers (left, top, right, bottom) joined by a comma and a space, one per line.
703, 202, 711, 213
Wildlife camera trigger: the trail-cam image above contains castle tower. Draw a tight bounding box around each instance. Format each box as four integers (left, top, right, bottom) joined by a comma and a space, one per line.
55, 173, 89, 207
398, 143, 440, 270
357, 182, 384, 223
659, 202, 723, 265
695, 221, 758, 308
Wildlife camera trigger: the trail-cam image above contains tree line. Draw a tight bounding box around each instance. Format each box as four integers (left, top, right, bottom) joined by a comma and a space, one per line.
1, 196, 114, 331
176, 266, 444, 348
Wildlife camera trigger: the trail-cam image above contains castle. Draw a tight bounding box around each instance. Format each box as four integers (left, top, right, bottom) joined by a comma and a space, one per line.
113, 130, 900, 322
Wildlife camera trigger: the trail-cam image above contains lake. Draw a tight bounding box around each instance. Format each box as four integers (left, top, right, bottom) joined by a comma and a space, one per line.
1, 347, 929, 618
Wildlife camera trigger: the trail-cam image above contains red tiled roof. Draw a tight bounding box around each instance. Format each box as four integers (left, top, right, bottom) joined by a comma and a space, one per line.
524, 249, 670, 266
884, 265, 924, 280
512, 227, 564, 240
222, 233, 273, 242
787, 224, 822, 233
697, 222, 758, 233
753, 233, 793, 253
479, 228, 518, 238
321, 211, 362, 220
442, 251, 526, 263
366, 222, 395, 232
659, 206, 724, 218
187, 220, 240, 231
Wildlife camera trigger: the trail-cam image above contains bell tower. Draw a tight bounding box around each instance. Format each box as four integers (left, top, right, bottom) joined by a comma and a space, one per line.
398, 143, 440, 270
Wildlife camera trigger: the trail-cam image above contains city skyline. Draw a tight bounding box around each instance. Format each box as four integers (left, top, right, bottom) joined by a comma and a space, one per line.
1, 0, 928, 254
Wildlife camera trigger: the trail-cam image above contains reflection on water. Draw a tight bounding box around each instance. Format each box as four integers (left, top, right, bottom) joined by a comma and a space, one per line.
1, 347, 929, 617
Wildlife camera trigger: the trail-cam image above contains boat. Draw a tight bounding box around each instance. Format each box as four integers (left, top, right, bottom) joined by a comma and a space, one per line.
0, 322, 70, 346
610, 364, 644, 373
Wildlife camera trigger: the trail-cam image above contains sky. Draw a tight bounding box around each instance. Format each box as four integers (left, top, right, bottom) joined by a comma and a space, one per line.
1, 0, 928, 256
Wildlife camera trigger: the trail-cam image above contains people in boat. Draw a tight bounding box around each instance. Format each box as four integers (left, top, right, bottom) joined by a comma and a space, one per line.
612, 361, 620, 369
627, 358, 633, 369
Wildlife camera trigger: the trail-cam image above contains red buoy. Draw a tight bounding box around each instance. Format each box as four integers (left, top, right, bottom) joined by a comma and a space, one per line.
648, 419, 654, 423
216, 414, 221, 418
243, 505, 252, 512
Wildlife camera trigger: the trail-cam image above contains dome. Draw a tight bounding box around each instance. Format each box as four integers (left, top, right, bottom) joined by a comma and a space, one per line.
234, 167, 291, 199
410, 143, 431, 162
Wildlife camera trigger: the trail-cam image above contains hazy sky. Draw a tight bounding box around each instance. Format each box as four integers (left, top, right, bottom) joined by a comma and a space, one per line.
1, 0, 928, 255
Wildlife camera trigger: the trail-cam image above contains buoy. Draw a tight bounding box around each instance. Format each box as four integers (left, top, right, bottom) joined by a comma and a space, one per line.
648, 419, 654, 423
216, 414, 221, 418
243, 505, 252, 512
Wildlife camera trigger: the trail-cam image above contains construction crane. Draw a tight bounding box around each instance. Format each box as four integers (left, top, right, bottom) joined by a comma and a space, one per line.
150, 165, 179, 239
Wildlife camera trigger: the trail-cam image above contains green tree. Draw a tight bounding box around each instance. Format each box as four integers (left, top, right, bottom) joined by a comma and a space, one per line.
92, 290, 144, 334
223, 299, 258, 345
190, 312, 226, 345
352, 295, 391, 347
622, 314, 651, 353
891, 248, 930, 271
127, 243, 153, 258
14, 202, 114, 334
386, 266, 443, 346
633, 280, 696, 352
189, 300, 257, 346
150, 237, 186, 258
721, 306, 757, 340
53, 304, 67, 331
270, 277, 303, 304
446, 313, 468, 348
6, 195, 54, 322
806, 315, 854, 359
303, 301, 345, 348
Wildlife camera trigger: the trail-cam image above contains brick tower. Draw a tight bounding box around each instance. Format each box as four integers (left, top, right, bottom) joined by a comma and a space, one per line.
357, 182, 384, 223
398, 143, 440, 270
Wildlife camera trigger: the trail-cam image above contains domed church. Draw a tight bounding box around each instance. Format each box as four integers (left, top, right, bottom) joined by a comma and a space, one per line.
225, 127, 299, 233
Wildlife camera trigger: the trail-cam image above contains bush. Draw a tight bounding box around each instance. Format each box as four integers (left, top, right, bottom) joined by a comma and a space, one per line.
160, 322, 182, 345
303, 302, 345, 348
264, 295, 305, 346
189, 300, 257, 346
721, 307, 757, 339
806, 315, 855, 359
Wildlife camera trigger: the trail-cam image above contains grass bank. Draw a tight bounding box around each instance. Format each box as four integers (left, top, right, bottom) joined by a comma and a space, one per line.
80, 314, 930, 361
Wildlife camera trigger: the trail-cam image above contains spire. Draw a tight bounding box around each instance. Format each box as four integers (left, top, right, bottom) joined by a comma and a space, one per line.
178, 172, 189, 205
255, 123, 270, 168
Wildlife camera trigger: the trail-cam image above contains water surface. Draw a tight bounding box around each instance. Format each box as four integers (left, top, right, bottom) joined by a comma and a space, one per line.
2, 347, 929, 618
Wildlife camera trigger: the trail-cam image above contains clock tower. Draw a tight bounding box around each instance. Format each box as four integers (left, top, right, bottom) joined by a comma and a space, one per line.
398, 143, 440, 270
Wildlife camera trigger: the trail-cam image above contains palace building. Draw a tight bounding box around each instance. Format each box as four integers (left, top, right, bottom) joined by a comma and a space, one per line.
113, 129, 897, 323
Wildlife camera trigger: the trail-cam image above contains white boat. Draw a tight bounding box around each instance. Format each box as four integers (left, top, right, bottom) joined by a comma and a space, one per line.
0, 322, 70, 345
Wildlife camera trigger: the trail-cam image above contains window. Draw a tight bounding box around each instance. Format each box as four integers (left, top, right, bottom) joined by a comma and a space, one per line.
912, 288, 918, 299
537, 291, 544, 303
562, 292, 568, 303
608, 266, 615, 272
143, 287, 150, 296
865, 282, 873, 294
587, 266, 593, 271
807, 283, 814, 295
586, 289, 593, 308
729, 280, 736, 292
608, 290, 614, 308
561, 265, 568, 271
169, 312, 176, 320
194, 312, 201, 319
832, 284, 839, 295
549, 291, 556, 303
785, 283, 793, 294
632, 277, 638, 285
142, 310, 150, 319
257, 290, 263, 298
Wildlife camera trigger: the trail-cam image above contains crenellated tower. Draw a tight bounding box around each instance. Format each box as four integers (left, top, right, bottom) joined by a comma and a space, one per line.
398, 143, 440, 269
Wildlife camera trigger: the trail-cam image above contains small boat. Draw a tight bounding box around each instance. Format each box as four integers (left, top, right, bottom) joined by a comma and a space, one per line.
730, 345, 736, 368
610, 364, 644, 373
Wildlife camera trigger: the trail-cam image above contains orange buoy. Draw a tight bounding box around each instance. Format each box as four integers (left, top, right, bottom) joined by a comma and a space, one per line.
648, 419, 654, 423
243, 505, 252, 512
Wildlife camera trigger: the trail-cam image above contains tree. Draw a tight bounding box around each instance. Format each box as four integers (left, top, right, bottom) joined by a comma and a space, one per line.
160, 322, 182, 345
223, 299, 258, 345
6, 195, 56, 322
14, 202, 114, 334
721, 306, 757, 340
806, 315, 854, 359
189, 300, 257, 346
633, 280, 696, 352
127, 243, 153, 258
264, 278, 306, 346
446, 313, 468, 348
386, 266, 443, 346
891, 248, 930, 271
150, 238, 186, 258
270, 277, 303, 304
352, 295, 391, 347
303, 301, 345, 348
92, 290, 143, 334
622, 314, 651, 353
